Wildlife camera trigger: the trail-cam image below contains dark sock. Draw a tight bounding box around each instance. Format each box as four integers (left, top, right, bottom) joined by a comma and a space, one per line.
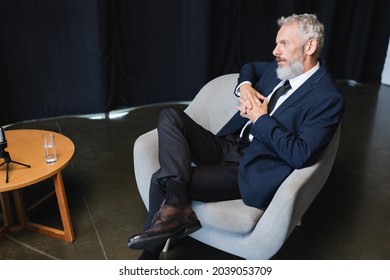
165, 178, 188, 207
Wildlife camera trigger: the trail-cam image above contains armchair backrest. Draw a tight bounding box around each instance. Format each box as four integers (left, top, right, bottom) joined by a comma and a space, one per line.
184, 74, 239, 133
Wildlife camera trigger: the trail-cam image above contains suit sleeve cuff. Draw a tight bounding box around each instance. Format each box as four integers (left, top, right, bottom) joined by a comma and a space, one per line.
234, 81, 252, 97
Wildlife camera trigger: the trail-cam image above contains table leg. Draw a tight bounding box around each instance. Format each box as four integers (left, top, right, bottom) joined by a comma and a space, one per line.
0, 225, 6, 237
23, 171, 75, 242
53, 171, 75, 242
0, 192, 13, 236
11, 189, 26, 231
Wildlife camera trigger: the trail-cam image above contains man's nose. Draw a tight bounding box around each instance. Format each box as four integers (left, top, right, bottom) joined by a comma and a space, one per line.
273, 45, 281, 56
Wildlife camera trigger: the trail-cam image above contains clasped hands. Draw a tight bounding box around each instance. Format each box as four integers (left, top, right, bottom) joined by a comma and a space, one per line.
236, 84, 268, 122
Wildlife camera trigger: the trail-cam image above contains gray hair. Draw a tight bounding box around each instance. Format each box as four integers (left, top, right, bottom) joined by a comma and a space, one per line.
278, 14, 325, 56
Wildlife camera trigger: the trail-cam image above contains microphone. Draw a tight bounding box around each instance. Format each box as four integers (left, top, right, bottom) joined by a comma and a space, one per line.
0, 127, 31, 183
0, 127, 7, 149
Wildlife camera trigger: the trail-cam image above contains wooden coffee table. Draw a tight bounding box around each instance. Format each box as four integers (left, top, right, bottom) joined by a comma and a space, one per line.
0, 129, 75, 242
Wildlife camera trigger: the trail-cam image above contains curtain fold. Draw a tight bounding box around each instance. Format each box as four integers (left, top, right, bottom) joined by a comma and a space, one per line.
1, 0, 389, 124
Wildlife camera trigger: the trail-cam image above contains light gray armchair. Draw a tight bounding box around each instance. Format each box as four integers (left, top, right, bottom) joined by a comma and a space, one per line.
133, 73, 340, 260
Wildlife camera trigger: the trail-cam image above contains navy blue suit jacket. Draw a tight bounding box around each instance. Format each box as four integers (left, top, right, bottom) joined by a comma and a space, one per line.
217, 61, 345, 209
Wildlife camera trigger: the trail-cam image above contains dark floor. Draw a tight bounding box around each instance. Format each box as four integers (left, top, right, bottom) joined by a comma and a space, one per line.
0, 82, 389, 260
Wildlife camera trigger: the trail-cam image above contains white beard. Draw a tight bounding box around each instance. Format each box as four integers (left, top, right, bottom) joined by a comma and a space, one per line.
276, 60, 304, 80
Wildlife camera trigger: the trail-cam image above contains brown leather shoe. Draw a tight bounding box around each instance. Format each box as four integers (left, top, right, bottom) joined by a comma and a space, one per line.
128, 203, 201, 250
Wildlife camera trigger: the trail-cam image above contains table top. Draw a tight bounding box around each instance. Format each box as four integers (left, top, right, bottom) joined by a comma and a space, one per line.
0, 129, 75, 192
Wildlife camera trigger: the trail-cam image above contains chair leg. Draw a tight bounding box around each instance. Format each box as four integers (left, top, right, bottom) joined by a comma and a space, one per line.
163, 238, 171, 252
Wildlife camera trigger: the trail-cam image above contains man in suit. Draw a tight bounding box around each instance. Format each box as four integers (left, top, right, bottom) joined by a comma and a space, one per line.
128, 13, 345, 259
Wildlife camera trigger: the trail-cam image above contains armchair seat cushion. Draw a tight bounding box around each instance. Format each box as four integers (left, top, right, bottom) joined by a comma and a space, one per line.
191, 200, 264, 234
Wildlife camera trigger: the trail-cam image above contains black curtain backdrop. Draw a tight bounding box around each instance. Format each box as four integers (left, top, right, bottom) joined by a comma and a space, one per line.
1, 0, 389, 124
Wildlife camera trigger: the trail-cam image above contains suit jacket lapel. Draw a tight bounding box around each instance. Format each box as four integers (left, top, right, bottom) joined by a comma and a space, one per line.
271, 82, 312, 117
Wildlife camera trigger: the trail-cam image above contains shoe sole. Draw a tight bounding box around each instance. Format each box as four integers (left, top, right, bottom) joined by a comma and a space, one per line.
128, 220, 202, 250
128, 232, 174, 250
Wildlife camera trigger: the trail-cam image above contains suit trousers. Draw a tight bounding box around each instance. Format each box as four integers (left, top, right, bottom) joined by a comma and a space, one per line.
145, 108, 243, 229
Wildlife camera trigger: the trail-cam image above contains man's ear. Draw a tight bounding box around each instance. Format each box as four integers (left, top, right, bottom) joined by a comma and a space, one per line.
305, 39, 318, 56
